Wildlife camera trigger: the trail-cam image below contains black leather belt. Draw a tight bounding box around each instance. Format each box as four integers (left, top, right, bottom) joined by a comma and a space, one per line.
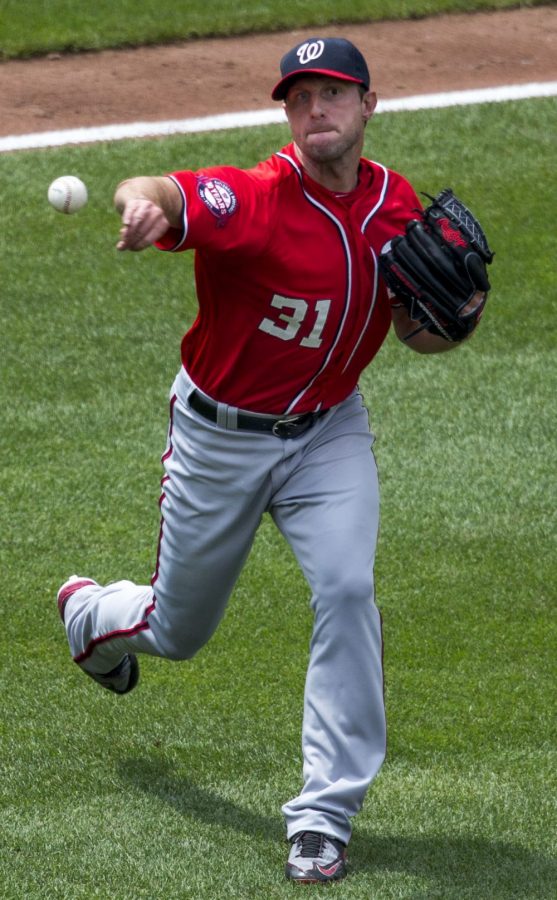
189, 390, 327, 439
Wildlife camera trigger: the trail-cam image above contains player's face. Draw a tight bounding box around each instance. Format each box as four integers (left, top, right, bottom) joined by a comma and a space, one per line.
284, 77, 376, 165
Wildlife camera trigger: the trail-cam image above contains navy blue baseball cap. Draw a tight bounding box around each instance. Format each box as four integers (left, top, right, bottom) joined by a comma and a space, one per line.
272, 37, 370, 101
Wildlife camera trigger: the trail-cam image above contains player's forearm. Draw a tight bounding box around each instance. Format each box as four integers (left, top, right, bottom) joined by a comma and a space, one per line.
114, 176, 182, 227
392, 288, 486, 353
391, 307, 460, 354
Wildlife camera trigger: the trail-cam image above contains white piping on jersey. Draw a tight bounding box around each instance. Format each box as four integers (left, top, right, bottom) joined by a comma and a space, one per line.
341, 161, 389, 373
342, 244, 379, 374
360, 160, 389, 232
277, 151, 355, 414
167, 174, 189, 251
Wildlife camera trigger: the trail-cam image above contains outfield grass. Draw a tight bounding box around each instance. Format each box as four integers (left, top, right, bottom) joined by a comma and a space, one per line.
0, 0, 544, 58
1, 98, 556, 897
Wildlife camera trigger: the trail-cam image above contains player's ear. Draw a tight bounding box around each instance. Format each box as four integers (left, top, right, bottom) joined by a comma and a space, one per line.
362, 91, 377, 124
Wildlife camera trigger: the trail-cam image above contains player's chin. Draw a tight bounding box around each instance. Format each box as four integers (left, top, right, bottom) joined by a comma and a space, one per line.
306, 129, 359, 162
304, 135, 343, 161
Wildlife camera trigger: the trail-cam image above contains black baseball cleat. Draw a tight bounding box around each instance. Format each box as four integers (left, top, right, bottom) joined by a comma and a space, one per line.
57, 575, 139, 695
285, 831, 347, 883
82, 652, 139, 695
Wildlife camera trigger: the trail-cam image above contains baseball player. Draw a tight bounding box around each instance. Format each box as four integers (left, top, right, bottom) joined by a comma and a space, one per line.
57, 37, 491, 883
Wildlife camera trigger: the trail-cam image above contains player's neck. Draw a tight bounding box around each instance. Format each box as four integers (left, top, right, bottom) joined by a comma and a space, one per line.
293, 143, 361, 194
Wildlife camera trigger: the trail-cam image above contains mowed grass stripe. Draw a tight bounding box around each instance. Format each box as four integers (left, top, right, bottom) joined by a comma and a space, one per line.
0, 0, 535, 58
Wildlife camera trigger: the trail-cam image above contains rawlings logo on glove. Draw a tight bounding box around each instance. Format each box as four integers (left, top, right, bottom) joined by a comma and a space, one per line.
379, 188, 494, 342
438, 217, 468, 248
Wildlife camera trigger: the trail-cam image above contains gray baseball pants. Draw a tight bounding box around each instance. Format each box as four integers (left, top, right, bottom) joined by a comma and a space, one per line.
63, 366, 386, 845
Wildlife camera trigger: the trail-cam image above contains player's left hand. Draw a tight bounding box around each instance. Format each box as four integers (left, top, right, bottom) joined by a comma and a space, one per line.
116, 198, 171, 251
379, 188, 494, 342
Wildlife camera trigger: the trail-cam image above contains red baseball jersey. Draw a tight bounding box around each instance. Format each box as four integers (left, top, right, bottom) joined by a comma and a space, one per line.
156, 143, 421, 414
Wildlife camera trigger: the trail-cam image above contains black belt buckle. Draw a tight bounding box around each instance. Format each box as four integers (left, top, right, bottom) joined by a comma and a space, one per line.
272, 414, 312, 439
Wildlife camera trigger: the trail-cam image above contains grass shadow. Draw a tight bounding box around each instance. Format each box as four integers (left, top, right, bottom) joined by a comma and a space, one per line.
118, 755, 285, 844
351, 830, 557, 898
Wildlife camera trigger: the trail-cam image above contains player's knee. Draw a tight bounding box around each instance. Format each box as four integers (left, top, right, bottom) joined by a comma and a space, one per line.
340, 571, 374, 607
314, 568, 374, 611
152, 621, 214, 661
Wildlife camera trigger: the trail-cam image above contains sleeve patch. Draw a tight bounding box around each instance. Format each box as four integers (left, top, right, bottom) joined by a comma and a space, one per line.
196, 176, 238, 224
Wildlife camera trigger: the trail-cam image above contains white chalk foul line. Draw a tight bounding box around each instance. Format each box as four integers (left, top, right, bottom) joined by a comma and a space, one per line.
1, 81, 556, 153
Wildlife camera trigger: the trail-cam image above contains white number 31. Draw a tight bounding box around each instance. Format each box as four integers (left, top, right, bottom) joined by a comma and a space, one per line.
258, 294, 331, 348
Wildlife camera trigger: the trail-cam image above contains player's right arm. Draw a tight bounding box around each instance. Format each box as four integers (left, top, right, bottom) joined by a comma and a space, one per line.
114, 176, 183, 251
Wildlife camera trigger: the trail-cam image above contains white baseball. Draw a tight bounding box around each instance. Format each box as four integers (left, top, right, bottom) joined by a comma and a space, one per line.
48, 175, 88, 214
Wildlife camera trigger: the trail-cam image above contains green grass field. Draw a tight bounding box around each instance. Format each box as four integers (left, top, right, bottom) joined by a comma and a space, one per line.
0, 0, 545, 58
1, 94, 555, 897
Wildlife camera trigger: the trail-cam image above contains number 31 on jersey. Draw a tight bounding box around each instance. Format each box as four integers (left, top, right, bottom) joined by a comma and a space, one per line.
258, 294, 331, 349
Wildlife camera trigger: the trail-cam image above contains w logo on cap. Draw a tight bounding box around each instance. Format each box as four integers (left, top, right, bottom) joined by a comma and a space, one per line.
272, 36, 370, 100
297, 41, 324, 65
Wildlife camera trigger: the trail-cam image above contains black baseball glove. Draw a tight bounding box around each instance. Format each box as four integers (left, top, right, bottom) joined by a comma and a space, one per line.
379, 189, 494, 342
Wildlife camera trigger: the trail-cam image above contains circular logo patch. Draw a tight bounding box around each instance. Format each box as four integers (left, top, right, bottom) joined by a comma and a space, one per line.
197, 177, 238, 222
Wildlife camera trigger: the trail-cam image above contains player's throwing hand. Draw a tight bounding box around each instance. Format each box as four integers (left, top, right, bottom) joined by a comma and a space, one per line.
116, 198, 171, 251
114, 176, 182, 251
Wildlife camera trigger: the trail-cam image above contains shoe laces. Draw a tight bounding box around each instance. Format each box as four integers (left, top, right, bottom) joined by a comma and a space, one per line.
296, 832, 326, 858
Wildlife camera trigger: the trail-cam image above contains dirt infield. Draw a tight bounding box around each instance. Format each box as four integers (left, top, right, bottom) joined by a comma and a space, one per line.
1, 6, 556, 138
